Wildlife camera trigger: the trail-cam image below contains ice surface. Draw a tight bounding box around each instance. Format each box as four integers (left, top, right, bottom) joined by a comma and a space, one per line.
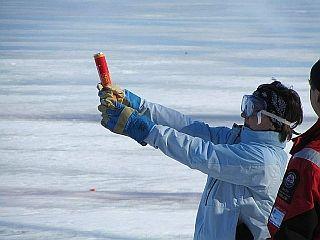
0, 0, 320, 239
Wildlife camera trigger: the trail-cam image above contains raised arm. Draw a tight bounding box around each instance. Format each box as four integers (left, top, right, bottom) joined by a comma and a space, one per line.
98, 83, 198, 131
139, 99, 195, 131
144, 125, 283, 188
98, 83, 243, 144
97, 98, 280, 188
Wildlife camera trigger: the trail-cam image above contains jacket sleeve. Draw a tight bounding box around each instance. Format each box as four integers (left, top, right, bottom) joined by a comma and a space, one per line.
270, 156, 320, 240
140, 100, 236, 144
145, 125, 271, 187
139, 100, 195, 131
274, 213, 319, 240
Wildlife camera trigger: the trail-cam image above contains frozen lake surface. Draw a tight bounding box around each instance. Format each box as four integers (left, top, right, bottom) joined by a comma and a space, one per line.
1, 0, 320, 239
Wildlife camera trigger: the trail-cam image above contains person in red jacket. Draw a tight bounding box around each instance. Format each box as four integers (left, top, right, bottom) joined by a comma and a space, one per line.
268, 59, 320, 239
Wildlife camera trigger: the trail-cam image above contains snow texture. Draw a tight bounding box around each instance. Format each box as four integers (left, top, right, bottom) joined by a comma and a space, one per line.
0, 0, 319, 239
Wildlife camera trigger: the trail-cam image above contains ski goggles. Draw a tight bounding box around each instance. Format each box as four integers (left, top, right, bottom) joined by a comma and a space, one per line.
241, 95, 294, 127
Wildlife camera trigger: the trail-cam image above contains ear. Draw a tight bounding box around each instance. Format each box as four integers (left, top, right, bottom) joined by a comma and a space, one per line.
316, 88, 320, 104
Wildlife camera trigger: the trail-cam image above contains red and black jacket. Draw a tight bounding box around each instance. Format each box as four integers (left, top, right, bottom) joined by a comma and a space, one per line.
268, 119, 320, 240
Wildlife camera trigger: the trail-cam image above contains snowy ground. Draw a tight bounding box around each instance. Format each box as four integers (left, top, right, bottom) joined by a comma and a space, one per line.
0, 0, 320, 239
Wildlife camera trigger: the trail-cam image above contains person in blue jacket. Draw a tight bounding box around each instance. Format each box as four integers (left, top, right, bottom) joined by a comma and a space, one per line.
97, 80, 303, 240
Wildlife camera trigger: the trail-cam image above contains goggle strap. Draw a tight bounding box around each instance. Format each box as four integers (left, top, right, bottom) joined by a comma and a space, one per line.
257, 111, 262, 125
260, 110, 294, 127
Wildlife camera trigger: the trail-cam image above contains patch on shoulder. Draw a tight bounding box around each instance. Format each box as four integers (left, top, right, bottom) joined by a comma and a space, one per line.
277, 170, 300, 204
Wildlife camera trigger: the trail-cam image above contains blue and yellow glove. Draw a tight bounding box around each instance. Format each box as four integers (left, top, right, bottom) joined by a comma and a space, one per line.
98, 99, 154, 144
97, 83, 142, 111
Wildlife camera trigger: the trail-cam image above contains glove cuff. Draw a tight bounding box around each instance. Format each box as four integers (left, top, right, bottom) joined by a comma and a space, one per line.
126, 111, 155, 144
124, 89, 142, 111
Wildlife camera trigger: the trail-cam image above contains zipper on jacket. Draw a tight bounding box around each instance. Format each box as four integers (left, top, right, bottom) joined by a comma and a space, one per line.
205, 179, 217, 205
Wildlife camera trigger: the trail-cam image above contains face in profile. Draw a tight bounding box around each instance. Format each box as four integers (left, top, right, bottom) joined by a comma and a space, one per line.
310, 87, 320, 117
242, 114, 275, 131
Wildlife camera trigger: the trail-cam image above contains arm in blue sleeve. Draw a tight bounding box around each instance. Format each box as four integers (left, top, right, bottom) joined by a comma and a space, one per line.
180, 123, 236, 144
139, 99, 195, 131
139, 100, 236, 143
144, 125, 272, 187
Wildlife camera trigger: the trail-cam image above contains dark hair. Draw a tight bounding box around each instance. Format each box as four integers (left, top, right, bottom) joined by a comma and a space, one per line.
310, 59, 320, 91
254, 81, 303, 142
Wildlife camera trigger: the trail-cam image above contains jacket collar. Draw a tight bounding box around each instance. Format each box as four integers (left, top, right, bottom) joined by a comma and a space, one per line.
290, 118, 320, 154
240, 126, 286, 149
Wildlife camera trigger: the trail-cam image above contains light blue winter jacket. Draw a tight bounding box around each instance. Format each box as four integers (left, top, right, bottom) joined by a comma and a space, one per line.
140, 100, 288, 240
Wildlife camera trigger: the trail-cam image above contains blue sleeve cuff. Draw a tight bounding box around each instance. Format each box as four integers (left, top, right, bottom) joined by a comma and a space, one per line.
124, 89, 142, 110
